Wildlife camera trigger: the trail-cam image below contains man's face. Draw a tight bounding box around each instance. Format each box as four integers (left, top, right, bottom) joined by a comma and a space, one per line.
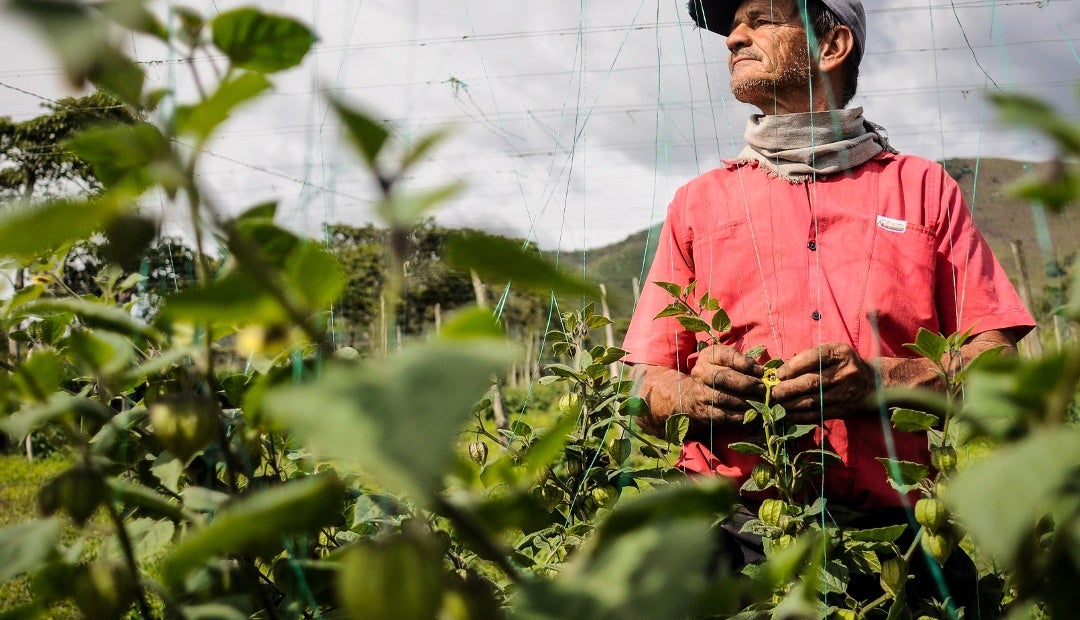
726, 0, 813, 114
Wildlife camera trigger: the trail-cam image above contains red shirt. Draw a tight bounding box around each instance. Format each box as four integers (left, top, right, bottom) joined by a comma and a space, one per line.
623, 152, 1035, 509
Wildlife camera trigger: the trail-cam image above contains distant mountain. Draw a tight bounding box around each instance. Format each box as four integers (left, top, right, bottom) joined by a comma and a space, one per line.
557, 158, 1079, 322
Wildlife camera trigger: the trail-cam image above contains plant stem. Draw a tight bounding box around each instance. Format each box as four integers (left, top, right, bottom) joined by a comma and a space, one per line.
106, 501, 156, 620
434, 496, 525, 584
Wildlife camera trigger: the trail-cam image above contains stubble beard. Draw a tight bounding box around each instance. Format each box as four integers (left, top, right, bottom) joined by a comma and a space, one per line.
729, 42, 812, 108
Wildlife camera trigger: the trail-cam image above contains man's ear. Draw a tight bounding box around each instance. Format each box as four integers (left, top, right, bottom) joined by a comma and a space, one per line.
817, 25, 855, 73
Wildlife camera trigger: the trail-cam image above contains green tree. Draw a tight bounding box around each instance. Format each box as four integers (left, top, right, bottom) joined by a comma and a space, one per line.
0, 91, 138, 201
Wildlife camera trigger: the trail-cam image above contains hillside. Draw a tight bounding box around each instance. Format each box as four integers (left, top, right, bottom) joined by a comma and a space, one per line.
559, 158, 1080, 322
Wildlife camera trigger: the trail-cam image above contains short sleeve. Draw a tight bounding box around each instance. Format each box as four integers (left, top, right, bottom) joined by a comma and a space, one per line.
622, 190, 700, 371
933, 173, 1036, 339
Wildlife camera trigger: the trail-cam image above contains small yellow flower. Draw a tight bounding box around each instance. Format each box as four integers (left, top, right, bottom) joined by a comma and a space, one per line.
763, 368, 780, 388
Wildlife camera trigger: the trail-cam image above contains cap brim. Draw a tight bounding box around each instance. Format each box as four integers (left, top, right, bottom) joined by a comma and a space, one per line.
687, 0, 737, 36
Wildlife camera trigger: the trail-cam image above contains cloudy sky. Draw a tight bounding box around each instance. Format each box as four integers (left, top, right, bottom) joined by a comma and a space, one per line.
1, 0, 1078, 252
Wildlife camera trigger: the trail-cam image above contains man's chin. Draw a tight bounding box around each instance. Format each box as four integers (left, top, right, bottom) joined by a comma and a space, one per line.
730, 81, 771, 108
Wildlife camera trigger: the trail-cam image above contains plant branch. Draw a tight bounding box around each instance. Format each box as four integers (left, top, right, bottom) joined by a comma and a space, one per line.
106, 500, 156, 620
434, 496, 525, 584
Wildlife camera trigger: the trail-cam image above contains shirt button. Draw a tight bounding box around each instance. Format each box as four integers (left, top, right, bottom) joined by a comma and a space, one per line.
811, 311, 821, 321
807, 240, 817, 251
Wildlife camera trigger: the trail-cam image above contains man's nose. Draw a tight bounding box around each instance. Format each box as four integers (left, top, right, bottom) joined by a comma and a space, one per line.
726, 22, 751, 53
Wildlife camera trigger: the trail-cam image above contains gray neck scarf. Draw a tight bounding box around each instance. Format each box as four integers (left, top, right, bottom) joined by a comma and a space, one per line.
733, 107, 898, 182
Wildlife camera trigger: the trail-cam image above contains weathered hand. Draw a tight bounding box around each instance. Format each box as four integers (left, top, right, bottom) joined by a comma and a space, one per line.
771, 342, 875, 420
684, 343, 766, 423
633, 345, 765, 434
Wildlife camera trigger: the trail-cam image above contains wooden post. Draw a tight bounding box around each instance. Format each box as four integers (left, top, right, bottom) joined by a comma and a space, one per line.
631, 276, 641, 306
470, 270, 488, 309
599, 283, 621, 379
471, 271, 508, 429
434, 303, 442, 336
379, 294, 388, 356
524, 332, 534, 385
1008, 240, 1043, 357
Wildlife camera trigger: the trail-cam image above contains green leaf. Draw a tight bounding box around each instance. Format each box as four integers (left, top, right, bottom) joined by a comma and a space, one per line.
585, 315, 613, 329
0, 393, 114, 440
889, 408, 940, 433
103, 214, 158, 270
521, 412, 579, 477
845, 524, 908, 543
608, 437, 632, 466
0, 518, 60, 583
514, 482, 732, 620
9, 1, 143, 106
236, 201, 277, 222
876, 458, 929, 492
67, 330, 135, 377
90, 406, 148, 457
652, 281, 683, 299
284, 241, 344, 309
0, 197, 122, 260
653, 303, 688, 319
3, 284, 45, 318
100, 0, 168, 40
107, 478, 188, 523
176, 604, 250, 620
331, 96, 390, 169
728, 441, 766, 456
1009, 173, 1079, 214
158, 270, 282, 324
440, 307, 503, 339
263, 340, 513, 500
400, 127, 453, 172
163, 472, 346, 588
86, 47, 146, 108
698, 293, 720, 312
595, 478, 733, 543
664, 413, 689, 445
778, 424, 816, 442
175, 72, 271, 144
676, 316, 710, 333
211, 8, 316, 73
989, 92, 1080, 155
338, 534, 444, 620
959, 351, 1080, 437
68, 123, 182, 194
377, 182, 464, 228
711, 308, 731, 333
445, 231, 599, 298
904, 328, 947, 364
20, 298, 160, 342
620, 396, 648, 418
14, 351, 64, 400
595, 347, 626, 365
947, 429, 1080, 566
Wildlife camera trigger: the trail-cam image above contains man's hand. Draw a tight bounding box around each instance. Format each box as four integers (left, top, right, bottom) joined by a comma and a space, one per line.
770, 342, 875, 420
768, 330, 1019, 422
633, 344, 765, 436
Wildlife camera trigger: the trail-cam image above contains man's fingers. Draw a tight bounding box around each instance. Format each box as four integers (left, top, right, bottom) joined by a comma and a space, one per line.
775, 342, 852, 380
691, 365, 765, 398
699, 344, 763, 375
769, 371, 823, 402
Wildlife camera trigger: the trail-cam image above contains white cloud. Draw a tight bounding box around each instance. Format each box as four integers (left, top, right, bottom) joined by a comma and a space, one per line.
1, 0, 1076, 251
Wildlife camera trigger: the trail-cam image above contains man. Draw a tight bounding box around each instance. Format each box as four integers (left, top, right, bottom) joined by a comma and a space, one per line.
622, 0, 1034, 606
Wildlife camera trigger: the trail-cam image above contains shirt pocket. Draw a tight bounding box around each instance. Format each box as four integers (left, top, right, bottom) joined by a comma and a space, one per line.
861, 219, 938, 351
691, 219, 776, 346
